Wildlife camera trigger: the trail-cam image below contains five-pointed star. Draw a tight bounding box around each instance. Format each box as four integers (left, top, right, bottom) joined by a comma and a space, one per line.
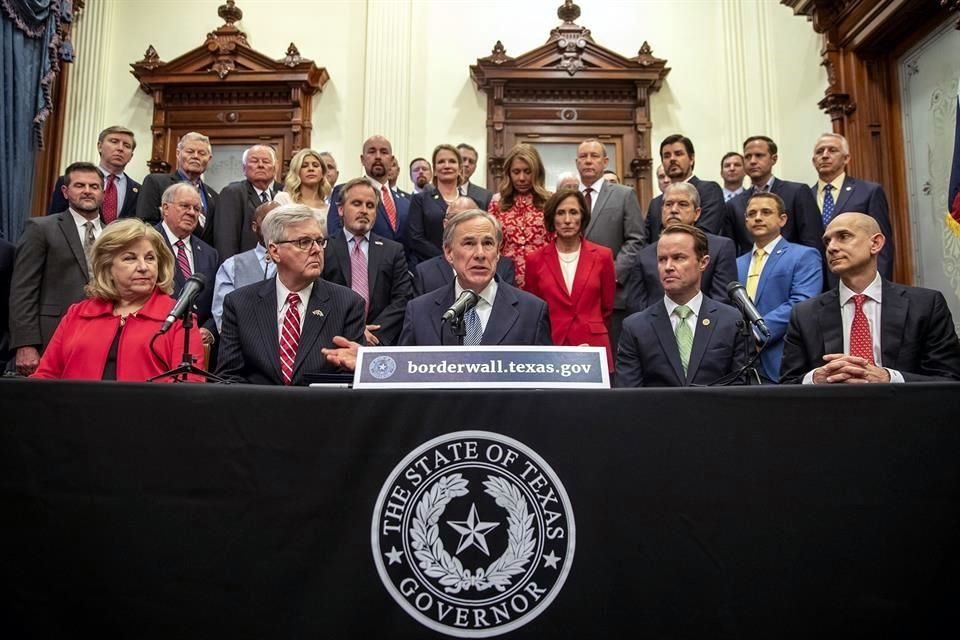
542, 550, 561, 569
384, 546, 404, 565
447, 503, 500, 556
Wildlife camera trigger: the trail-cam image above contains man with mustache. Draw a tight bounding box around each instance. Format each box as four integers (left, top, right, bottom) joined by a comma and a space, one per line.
326, 135, 410, 254
626, 182, 737, 313
10, 162, 105, 375
322, 178, 413, 346
409, 157, 432, 195
643, 134, 725, 244
156, 183, 219, 349
47, 126, 141, 222
781, 212, 960, 384
137, 132, 219, 243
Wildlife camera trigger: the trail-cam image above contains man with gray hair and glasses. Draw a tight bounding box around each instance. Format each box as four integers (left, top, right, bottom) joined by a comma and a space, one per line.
217, 204, 365, 385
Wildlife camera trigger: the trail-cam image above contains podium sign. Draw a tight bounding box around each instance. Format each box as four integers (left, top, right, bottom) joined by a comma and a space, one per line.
353, 346, 610, 389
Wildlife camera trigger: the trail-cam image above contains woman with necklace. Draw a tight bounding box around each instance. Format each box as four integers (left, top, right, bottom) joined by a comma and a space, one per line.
524, 188, 616, 370
407, 144, 464, 265
32, 219, 204, 381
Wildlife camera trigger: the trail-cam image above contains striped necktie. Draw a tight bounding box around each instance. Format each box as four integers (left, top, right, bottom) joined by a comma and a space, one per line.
280, 292, 301, 385
674, 304, 693, 374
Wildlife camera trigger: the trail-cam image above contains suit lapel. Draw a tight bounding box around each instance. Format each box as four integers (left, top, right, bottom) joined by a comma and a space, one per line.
879, 280, 908, 367
256, 280, 283, 381
543, 244, 568, 299
245, 180, 262, 213
331, 234, 352, 285
818, 290, 844, 355
755, 241, 788, 302
437, 285, 458, 345
686, 299, 718, 383
584, 184, 613, 236
482, 284, 519, 345
833, 176, 855, 213
57, 213, 89, 279
569, 243, 597, 307
292, 281, 330, 377
121, 176, 139, 218
651, 302, 686, 384
368, 236, 385, 293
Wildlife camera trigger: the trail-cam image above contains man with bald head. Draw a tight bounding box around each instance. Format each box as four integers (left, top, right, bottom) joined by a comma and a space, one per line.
412, 196, 516, 294
781, 212, 960, 383
327, 135, 410, 253
214, 144, 281, 263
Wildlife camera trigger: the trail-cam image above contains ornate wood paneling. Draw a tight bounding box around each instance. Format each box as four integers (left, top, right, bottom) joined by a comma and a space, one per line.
129, 1, 327, 174
783, 0, 960, 284
470, 1, 668, 206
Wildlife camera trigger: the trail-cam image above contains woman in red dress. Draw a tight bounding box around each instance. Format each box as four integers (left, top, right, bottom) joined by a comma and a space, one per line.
525, 189, 616, 370
487, 144, 552, 287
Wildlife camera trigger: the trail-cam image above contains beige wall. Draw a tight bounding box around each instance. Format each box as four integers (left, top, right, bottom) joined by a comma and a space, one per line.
62, 0, 828, 194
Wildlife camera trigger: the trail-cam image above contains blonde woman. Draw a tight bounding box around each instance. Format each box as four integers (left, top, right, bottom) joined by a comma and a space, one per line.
275, 148, 331, 219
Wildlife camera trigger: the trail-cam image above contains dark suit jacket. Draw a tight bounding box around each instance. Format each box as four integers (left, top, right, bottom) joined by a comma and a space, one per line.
327, 182, 411, 261
616, 294, 747, 387
399, 280, 552, 346
465, 182, 493, 212
137, 171, 219, 244
49, 172, 141, 219
811, 176, 895, 280
407, 187, 447, 263
216, 278, 366, 385
726, 178, 823, 255
322, 232, 414, 345
214, 179, 277, 264
413, 254, 516, 295
156, 225, 220, 335
625, 233, 737, 314
644, 175, 725, 244
583, 182, 646, 310
736, 238, 823, 382
9, 211, 92, 350
780, 280, 960, 383
0, 238, 15, 364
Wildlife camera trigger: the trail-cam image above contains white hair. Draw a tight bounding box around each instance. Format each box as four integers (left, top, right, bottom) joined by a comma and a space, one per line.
261, 204, 326, 245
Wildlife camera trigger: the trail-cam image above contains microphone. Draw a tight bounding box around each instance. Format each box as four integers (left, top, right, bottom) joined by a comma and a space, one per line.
442, 290, 479, 323
158, 273, 207, 334
726, 281, 771, 339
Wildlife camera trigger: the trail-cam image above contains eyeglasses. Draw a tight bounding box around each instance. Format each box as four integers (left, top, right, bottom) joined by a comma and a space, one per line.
275, 236, 327, 250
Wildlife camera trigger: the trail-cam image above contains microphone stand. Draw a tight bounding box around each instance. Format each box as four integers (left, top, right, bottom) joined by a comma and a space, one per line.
148, 310, 227, 383
708, 319, 764, 386
442, 314, 468, 346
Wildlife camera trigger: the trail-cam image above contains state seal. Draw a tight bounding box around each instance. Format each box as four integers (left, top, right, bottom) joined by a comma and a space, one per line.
369, 355, 397, 380
371, 431, 575, 637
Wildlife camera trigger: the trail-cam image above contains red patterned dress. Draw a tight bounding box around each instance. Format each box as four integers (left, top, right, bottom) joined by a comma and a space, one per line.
488, 193, 551, 288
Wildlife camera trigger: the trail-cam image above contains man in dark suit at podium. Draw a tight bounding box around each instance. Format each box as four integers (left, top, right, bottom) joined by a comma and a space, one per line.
218, 204, 365, 385
781, 212, 960, 384
616, 224, 746, 387
48, 126, 141, 222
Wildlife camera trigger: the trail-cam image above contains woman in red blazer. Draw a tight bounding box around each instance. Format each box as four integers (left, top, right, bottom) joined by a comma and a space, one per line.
33, 219, 203, 381
524, 189, 616, 369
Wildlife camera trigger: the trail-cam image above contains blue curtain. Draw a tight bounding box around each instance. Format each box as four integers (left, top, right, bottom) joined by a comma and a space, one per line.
0, 0, 71, 243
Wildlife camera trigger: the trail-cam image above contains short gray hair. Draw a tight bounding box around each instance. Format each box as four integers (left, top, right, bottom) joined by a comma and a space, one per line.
262, 204, 326, 246
161, 182, 200, 204
442, 209, 503, 248
242, 144, 277, 166
176, 131, 211, 152
814, 132, 850, 156
663, 181, 700, 208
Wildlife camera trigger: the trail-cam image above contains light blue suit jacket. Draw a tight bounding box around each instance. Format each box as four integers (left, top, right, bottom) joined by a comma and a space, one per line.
737, 238, 823, 382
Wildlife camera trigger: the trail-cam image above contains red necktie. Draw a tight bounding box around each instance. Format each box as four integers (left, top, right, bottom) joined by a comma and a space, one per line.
280, 292, 302, 385
381, 185, 398, 232
175, 240, 192, 280
849, 294, 875, 365
102, 175, 118, 223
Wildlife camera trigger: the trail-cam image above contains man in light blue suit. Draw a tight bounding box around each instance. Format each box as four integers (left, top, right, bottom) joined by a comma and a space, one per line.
737, 192, 822, 383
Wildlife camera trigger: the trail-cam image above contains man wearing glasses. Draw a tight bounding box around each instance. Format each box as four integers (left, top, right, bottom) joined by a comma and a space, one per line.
156, 183, 220, 349
735, 192, 822, 383
217, 204, 365, 385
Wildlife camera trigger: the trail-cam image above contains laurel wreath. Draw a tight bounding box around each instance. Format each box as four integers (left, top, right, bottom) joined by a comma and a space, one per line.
410, 473, 536, 594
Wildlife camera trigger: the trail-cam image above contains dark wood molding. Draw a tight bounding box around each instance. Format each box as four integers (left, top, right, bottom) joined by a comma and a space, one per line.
129, 1, 327, 175
782, 0, 960, 284
469, 1, 668, 207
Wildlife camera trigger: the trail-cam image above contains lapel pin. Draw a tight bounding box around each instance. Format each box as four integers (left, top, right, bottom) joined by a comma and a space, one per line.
132, 187, 139, 193
374, 240, 383, 246
702, 318, 710, 326
312, 309, 324, 317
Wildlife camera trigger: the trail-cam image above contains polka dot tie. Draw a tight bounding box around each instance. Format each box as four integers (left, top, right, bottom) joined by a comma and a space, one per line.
821, 184, 835, 226
849, 294, 875, 365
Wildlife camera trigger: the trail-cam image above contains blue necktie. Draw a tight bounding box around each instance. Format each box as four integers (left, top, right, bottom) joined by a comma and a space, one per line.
821, 184, 835, 226
464, 307, 483, 345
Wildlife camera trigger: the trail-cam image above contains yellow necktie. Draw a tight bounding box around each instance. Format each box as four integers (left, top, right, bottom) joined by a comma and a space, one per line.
746, 248, 767, 299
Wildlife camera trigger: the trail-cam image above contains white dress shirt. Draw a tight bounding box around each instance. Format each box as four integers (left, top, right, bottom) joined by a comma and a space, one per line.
275, 278, 314, 336
454, 277, 499, 334
664, 291, 703, 335
69, 208, 103, 242
160, 222, 194, 273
